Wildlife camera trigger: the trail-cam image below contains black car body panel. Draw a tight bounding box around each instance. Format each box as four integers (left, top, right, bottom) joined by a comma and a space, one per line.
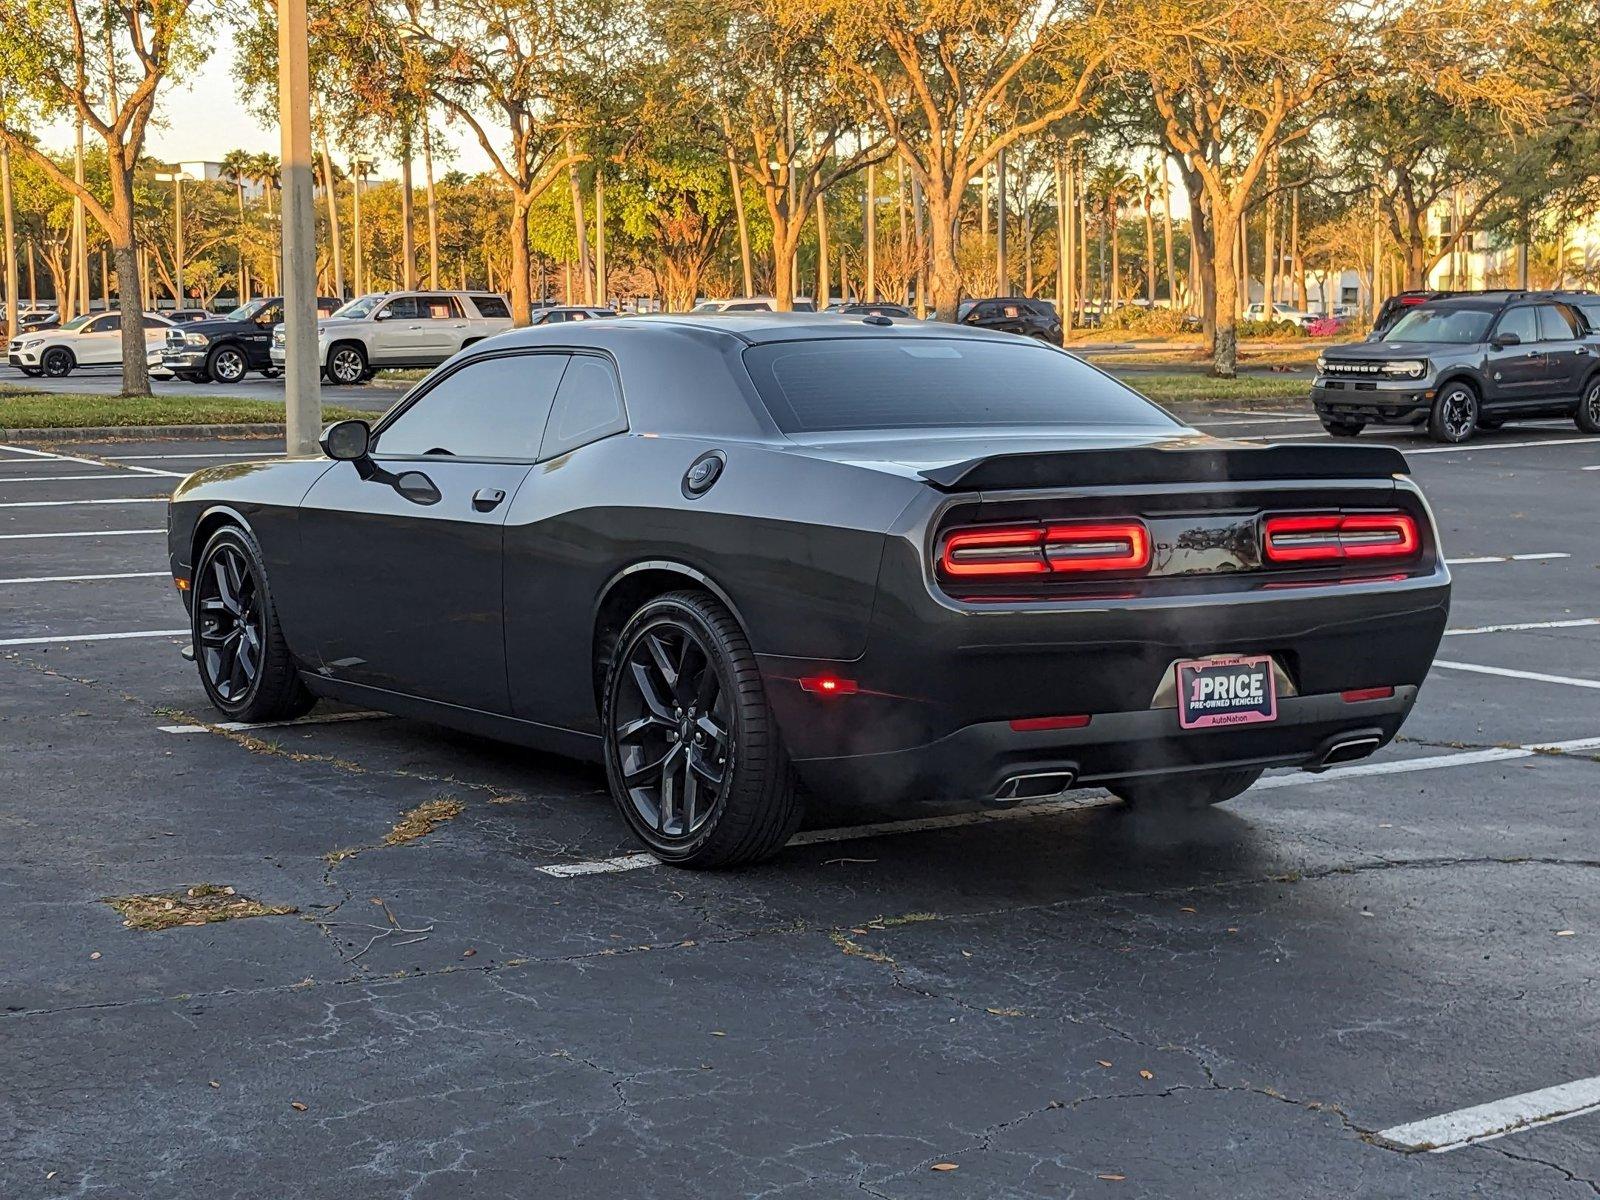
169, 315, 1450, 808
162, 297, 340, 376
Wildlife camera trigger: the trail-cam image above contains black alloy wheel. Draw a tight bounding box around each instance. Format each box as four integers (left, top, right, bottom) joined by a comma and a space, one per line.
191, 526, 314, 722
1577, 378, 1600, 434
40, 347, 73, 377
603, 591, 803, 867
1428, 383, 1478, 443
207, 344, 248, 384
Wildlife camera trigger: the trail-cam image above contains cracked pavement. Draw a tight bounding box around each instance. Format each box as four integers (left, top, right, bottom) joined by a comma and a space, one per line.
3, 426, 1600, 1197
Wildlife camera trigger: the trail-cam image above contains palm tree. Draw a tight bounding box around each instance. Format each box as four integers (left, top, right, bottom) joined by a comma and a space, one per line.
248, 153, 281, 293
219, 148, 253, 303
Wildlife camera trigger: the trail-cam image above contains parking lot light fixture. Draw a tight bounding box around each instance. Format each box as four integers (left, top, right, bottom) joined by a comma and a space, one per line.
152, 171, 193, 307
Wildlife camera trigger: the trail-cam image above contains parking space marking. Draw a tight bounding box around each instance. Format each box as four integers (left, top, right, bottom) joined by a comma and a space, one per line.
0, 571, 167, 585
1194, 415, 1322, 427
1407, 436, 1600, 456
0, 628, 187, 647
535, 734, 1600, 878
1434, 660, 1600, 690
1445, 552, 1570, 565
1377, 1075, 1600, 1153
0, 443, 183, 478
0, 473, 143, 483
0, 497, 166, 509
1446, 617, 1600, 636
106, 452, 271, 461
157, 710, 387, 734
0, 528, 164, 540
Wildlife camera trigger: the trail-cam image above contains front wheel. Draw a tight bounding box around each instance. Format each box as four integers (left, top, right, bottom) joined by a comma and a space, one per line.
1320, 418, 1365, 438
1576, 377, 1600, 434
1109, 768, 1264, 811
602, 590, 803, 868
191, 525, 314, 723
1428, 383, 1479, 443
40, 347, 73, 378
324, 343, 368, 386
206, 344, 249, 385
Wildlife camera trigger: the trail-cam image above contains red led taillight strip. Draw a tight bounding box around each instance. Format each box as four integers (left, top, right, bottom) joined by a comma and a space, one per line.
1262, 512, 1419, 564
940, 521, 1151, 578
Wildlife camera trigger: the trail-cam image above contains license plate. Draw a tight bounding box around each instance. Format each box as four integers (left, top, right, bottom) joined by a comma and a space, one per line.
1175, 656, 1277, 730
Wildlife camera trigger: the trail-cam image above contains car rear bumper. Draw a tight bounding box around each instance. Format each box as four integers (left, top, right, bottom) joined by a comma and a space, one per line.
1312, 381, 1433, 423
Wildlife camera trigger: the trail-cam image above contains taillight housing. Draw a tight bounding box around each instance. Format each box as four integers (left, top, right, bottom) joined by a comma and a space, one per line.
939, 520, 1151, 578
1262, 511, 1420, 564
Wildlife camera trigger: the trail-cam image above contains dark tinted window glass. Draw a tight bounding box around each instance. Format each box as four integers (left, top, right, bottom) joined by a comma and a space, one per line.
90, 316, 120, 334
744, 338, 1178, 433
541, 355, 627, 458
1538, 305, 1579, 340
1384, 306, 1493, 343
727, 301, 770, 312
377, 353, 569, 459
381, 296, 424, 320
421, 296, 461, 319
1575, 301, 1600, 332
143, 317, 168, 330
472, 295, 510, 319
1496, 306, 1539, 344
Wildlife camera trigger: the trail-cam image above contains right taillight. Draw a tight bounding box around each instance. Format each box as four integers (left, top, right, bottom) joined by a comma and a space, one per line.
1262, 512, 1420, 564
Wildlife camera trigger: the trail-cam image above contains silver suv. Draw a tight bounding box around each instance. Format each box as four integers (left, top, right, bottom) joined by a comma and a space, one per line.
271, 291, 514, 384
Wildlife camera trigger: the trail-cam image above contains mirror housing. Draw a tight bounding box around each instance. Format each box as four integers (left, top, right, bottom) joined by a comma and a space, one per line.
1492, 331, 1521, 349
320, 419, 371, 462
373, 308, 393, 321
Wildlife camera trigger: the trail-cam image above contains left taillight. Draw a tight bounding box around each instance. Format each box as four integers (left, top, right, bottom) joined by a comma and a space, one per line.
1262, 511, 1420, 564
939, 520, 1151, 578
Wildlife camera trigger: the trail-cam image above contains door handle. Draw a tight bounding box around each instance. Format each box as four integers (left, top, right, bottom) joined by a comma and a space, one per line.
472, 487, 506, 512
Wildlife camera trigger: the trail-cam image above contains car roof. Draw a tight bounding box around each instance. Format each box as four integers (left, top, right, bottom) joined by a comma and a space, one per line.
501, 312, 1020, 347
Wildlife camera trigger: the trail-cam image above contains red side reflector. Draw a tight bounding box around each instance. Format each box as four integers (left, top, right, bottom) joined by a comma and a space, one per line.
940, 521, 1150, 578
1263, 512, 1419, 563
1341, 686, 1395, 703
799, 674, 858, 696
1010, 714, 1092, 732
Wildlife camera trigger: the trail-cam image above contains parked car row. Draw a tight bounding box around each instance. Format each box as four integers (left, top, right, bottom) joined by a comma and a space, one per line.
1313, 289, 1600, 442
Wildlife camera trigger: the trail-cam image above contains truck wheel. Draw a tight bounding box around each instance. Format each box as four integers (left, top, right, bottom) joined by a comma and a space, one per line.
1576, 377, 1600, 434
1428, 383, 1478, 444
205, 344, 249, 384
1320, 419, 1364, 438
324, 343, 367, 385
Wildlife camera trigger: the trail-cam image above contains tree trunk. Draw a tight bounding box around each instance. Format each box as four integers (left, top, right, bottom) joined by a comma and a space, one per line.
1211, 218, 1240, 378
815, 187, 829, 305
726, 143, 753, 300
319, 138, 344, 299
509, 193, 533, 326
423, 122, 440, 290
594, 168, 607, 306
863, 161, 876, 302
565, 143, 592, 305
1161, 160, 1177, 309
108, 164, 151, 396
400, 130, 416, 290
911, 176, 927, 317
1143, 197, 1157, 305
925, 189, 961, 321
771, 227, 796, 314
1291, 188, 1307, 310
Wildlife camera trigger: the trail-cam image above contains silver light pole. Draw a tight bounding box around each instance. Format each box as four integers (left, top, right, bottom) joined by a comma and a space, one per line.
279, 0, 321, 454
153, 171, 192, 308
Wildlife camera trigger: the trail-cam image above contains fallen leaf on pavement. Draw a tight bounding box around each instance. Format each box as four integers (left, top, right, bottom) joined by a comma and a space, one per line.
1139, 1070, 1154, 1080
931, 1163, 959, 1171
1097, 1060, 1113, 1068
1098, 1174, 1126, 1182
1556, 930, 1576, 937
89, 951, 101, 960
290, 1101, 308, 1112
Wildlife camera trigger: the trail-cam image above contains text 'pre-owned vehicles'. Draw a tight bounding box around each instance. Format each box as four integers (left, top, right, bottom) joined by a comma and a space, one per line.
270, 290, 515, 384
160, 296, 341, 383
169, 315, 1450, 868
1312, 291, 1600, 442
8, 311, 174, 377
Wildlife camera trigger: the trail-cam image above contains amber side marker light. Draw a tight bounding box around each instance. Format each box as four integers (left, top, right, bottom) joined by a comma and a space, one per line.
174, 577, 191, 591
799, 675, 858, 696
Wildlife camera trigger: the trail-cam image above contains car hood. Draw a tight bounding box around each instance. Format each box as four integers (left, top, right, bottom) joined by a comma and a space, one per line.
174, 317, 253, 337
1324, 340, 1464, 361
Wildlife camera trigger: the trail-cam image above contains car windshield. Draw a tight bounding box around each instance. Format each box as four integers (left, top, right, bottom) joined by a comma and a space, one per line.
1383, 307, 1494, 344
58, 314, 94, 332
743, 337, 1180, 434
332, 295, 384, 319
224, 299, 270, 322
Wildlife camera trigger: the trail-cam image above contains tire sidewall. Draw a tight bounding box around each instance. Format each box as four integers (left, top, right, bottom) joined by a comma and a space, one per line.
1578, 377, 1600, 434
208, 344, 248, 384
41, 348, 72, 377
1431, 383, 1478, 443
326, 344, 366, 385
192, 525, 273, 717
601, 596, 744, 864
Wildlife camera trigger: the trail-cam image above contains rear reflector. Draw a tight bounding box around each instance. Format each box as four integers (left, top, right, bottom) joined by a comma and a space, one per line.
1010, 714, 1092, 732
1262, 512, 1419, 563
1341, 686, 1395, 703
941, 521, 1150, 578
799, 674, 858, 696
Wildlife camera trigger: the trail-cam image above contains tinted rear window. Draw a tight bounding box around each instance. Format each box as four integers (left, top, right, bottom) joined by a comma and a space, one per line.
743, 338, 1177, 433
472, 295, 510, 318
1574, 301, 1600, 332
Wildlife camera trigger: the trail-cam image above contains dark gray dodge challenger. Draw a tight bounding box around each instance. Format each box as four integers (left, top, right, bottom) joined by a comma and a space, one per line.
167, 314, 1452, 867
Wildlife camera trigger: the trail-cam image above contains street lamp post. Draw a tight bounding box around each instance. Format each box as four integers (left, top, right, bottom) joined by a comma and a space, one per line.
1, 141, 17, 341
279, 0, 322, 454
153, 171, 192, 308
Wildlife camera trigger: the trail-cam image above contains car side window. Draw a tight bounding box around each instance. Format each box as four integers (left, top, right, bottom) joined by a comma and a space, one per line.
423, 296, 462, 320
1495, 307, 1539, 344
382, 297, 423, 321
255, 303, 282, 326
1575, 301, 1600, 333
376, 353, 570, 460
1537, 305, 1580, 341
143, 317, 168, 330
540, 354, 627, 460
471, 295, 511, 319
89, 316, 119, 334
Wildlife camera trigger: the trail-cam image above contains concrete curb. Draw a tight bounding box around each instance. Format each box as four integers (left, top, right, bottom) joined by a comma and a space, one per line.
2, 423, 286, 442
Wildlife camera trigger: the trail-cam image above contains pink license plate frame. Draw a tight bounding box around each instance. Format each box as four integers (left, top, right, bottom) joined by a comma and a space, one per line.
1175, 655, 1278, 730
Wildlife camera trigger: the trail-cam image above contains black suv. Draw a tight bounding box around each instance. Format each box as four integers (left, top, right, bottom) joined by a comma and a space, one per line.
1312, 291, 1600, 443
161, 296, 340, 384
956, 297, 1064, 345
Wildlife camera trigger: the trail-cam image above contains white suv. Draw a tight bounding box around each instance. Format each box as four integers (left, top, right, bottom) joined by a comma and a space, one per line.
8, 312, 174, 377
272, 291, 513, 384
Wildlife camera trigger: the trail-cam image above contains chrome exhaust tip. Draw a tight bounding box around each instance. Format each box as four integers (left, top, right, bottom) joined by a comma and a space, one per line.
991, 770, 1078, 807
1317, 735, 1382, 769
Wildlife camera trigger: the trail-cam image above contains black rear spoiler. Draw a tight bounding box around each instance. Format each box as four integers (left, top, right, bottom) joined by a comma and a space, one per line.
919, 443, 1410, 491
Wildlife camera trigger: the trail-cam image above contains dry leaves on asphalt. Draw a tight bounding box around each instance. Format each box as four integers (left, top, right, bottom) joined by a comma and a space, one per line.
384, 798, 465, 846
931, 1163, 959, 1172
105, 884, 295, 931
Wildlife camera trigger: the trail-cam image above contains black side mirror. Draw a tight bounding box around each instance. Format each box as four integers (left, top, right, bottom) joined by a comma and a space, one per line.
1492, 331, 1521, 349
320, 419, 371, 462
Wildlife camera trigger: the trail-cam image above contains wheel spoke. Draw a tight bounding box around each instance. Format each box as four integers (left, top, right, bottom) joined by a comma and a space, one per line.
693, 659, 720, 710
629, 661, 674, 722
645, 633, 679, 692
623, 740, 680, 790
688, 745, 725, 788
694, 712, 726, 748
654, 741, 687, 832
616, 713, 667, 743
681, 760, 698, 831
211, 558, 239, 615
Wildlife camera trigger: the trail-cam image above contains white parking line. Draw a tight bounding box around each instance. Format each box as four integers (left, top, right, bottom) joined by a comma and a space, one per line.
534, 734, 1600, 878
1194, 415, 1322, 427
1445, 552, 1570, 565
1583, 465, 1599, 472
0, 473, 155, 483
0, 442, 183, 478
106, 452, 270, 461
0, 628, 187, 647
0, 497, 165, 509
1433, 660, 1600, 690
0, 528, 163, 540
0, 571, 167, 585
157, 710, 387, 734
1378, 1075, 1600, 1152
1407, 436, 1600, 456
1446, 617, 1600, 636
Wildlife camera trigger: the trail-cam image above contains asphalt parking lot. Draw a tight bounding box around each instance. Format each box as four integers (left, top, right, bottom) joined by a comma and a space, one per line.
3, 412, 1600, 1197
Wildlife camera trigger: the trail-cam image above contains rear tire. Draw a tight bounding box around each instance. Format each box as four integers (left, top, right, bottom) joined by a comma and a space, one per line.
1109, 768, 1264, 811
191, 525, 314, 724
1428, 382, 1478, 443
1576, 377, 1600, 434
601, 590, 803, 868
1320, 418, 1364, 438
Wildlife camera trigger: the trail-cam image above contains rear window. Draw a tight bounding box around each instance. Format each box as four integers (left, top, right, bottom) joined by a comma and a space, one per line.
472, 295, 510, 319
743, 338, 1178, 434
1574, 301, 1600, 332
